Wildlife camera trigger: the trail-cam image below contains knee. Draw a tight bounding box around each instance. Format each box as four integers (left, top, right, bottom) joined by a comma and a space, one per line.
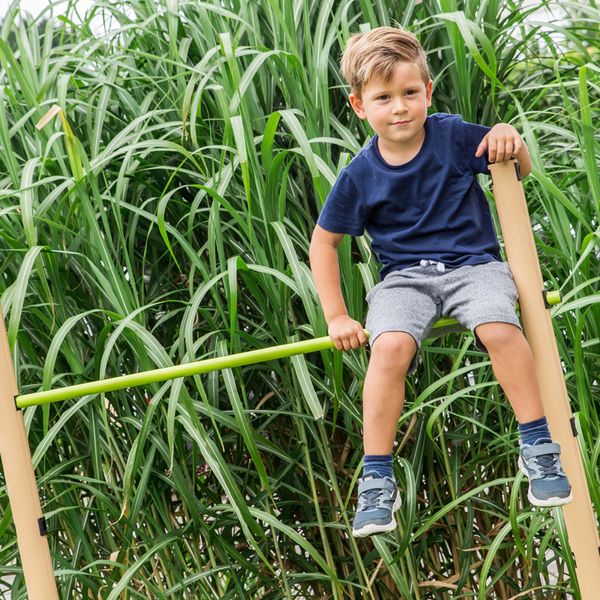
371, 332, 416, 370
475, 322, 521, 351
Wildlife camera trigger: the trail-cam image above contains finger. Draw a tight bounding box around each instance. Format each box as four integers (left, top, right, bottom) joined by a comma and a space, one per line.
511, 139, 521, 159
496, 140, 506, 163
504, 139, 514, 160
488, 138, 498, 163
352, 330, 362, 350
475, 137, 488, 158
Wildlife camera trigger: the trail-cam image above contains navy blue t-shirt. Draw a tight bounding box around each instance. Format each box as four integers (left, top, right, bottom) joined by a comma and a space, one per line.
316, 112, 502, 280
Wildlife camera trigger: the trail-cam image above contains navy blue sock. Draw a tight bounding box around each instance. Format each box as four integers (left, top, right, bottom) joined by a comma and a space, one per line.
363, 454, 393, 479
518, 416, 551, 446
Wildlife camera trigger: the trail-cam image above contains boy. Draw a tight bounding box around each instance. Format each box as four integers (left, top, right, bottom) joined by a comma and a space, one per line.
309, 26, 572, 538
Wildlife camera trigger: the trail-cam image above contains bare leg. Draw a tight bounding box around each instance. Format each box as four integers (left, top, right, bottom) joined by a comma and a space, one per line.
475, 322, 545, 423
363, 332, 417, 454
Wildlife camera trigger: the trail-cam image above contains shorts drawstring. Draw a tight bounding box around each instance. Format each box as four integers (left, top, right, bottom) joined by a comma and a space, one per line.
419, 259, 446, 273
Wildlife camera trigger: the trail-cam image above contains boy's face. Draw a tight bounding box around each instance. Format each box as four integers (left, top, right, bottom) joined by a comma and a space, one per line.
349, 62, 433, 150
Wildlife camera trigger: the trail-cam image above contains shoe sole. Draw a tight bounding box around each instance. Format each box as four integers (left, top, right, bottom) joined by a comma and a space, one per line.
351, 491, 402, 538
517, 456, 573, 507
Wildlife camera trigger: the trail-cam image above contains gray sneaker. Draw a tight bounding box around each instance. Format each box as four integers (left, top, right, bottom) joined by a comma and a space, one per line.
351, 475, 401, 538
518, 439, 573, 507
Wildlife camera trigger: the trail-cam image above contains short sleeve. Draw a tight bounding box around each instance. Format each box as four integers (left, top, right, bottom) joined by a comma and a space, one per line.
316, 168, 366, 236
458, 116, 492, 175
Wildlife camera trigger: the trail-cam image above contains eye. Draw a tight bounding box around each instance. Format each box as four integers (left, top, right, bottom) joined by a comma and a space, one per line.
376, 94, 390, 100
406, 89, 417, 95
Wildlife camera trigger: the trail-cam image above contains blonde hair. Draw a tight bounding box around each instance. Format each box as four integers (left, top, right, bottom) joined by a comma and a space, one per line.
340, 26, 431, 98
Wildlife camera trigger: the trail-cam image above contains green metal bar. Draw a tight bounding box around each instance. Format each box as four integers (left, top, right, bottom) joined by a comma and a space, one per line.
18, 301, 558, 410
16, 334, 350, 409
15, 315, 459, 408
10, 314, 500, 409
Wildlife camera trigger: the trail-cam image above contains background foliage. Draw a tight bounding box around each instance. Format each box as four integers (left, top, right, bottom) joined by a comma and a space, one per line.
0, 0, 598, 597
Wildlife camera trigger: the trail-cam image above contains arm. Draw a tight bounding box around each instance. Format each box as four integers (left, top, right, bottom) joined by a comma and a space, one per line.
309, 225, 348, 323
309, 225, 367, 350
474, 123, 532, 177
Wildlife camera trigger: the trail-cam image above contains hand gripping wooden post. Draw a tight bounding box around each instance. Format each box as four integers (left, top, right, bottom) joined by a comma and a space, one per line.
0, 310, 59, 599
489, 160, 600, 598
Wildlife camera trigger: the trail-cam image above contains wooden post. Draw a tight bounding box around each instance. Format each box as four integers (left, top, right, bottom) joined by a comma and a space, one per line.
490, 160, 600, 598
0, 310, 59, 598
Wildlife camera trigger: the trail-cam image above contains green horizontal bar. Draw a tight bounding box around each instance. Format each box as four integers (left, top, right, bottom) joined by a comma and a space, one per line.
16, 334, 348, 409
16, 316, 467, 409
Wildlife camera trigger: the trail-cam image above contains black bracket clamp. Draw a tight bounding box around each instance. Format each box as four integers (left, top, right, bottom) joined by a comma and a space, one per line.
514, 160, 522, 181
38, 516, 48, 536
570, 416, 578, 437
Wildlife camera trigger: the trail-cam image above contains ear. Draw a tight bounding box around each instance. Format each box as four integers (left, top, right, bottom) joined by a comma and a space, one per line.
348, 93, 367, 119
425, 80, 433, 108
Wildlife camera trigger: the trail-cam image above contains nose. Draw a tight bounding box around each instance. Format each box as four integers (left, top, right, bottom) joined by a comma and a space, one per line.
391, 97, 407, 113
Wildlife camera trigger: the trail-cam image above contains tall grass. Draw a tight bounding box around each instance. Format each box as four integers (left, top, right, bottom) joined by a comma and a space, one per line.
0, 0, 598, 597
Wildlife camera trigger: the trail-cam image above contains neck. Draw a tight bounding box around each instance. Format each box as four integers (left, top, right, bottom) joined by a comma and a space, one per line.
376, 128, 426, 166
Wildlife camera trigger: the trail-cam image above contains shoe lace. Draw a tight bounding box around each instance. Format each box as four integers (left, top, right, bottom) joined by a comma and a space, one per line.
361, 488, 385, 511
535, 453, 559, 478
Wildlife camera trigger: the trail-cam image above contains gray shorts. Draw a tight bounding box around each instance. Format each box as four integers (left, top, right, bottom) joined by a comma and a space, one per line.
365, 260, 522, 375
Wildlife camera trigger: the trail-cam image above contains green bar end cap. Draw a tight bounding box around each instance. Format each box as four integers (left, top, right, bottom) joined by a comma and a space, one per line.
543, 289, 562, 307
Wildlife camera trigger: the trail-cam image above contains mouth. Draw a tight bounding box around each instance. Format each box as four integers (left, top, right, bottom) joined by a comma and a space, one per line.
391, 120, 410, 126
